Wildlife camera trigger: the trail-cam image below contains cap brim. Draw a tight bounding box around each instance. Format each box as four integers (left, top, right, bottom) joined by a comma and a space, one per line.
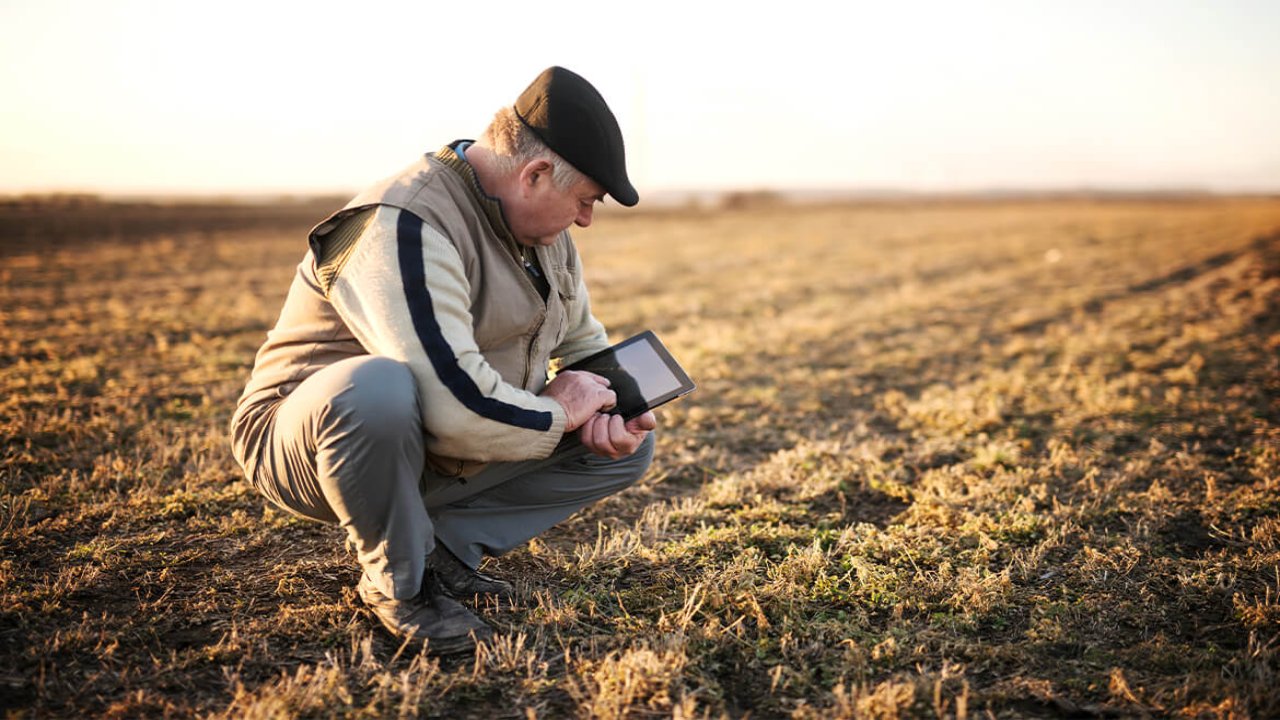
611, 185, 639, 207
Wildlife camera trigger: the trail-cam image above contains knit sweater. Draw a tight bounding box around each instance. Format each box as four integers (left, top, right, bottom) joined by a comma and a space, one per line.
230, 142, 611, 478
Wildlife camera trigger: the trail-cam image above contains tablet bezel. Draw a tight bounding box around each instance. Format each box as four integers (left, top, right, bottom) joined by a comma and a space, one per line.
560, 330, 696, 419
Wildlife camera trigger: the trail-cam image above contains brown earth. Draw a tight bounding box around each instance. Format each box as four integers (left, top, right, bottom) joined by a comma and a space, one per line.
2, 196, 1278, 718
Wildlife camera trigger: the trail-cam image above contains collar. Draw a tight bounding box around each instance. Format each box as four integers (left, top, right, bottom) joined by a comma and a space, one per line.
435, 140, 519, 248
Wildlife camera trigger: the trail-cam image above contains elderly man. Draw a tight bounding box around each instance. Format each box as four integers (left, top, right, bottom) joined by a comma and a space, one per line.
229, 67, 656, 654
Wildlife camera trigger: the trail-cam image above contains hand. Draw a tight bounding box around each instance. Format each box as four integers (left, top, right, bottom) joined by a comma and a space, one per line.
541, 370, 617, 431
577, 410, 657, 459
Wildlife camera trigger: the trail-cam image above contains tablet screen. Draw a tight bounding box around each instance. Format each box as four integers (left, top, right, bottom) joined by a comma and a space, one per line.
613, 340, 683, 400
562, 331, 696, 419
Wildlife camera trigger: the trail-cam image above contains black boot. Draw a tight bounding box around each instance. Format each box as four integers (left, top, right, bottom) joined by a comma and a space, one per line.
358, 569, 492, 654
429, 543, 515, 601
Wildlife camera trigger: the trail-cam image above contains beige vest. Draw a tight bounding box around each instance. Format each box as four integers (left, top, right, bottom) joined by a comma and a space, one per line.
232, 144, 590, 478
312, 145, 585, 395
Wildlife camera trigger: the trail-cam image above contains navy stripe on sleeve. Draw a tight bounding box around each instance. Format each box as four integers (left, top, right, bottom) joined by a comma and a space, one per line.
395, 210, 554, 431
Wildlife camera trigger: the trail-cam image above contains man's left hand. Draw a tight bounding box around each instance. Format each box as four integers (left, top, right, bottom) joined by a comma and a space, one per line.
577, 411, 656, 459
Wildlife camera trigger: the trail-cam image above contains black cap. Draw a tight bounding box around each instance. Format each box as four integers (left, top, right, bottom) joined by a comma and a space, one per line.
513, 66, 639, 207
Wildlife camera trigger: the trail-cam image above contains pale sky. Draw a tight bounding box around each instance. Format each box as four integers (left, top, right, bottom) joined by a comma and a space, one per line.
2, 0, 1277, 197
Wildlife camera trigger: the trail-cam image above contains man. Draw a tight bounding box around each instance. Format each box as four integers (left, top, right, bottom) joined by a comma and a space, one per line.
229, 67, 657, 654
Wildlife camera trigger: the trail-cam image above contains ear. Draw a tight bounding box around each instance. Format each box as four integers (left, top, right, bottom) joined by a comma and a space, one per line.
519, 158, 556, 193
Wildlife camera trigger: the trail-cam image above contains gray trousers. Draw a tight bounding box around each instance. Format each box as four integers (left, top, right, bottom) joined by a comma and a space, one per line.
246, 355, 655, 600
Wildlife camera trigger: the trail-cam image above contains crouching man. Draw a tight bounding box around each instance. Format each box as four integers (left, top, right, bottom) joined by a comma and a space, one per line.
229, 67, 656, 654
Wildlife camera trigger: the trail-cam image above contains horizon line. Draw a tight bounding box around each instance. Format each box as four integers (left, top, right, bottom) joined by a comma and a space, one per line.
4, 184, 1280, 205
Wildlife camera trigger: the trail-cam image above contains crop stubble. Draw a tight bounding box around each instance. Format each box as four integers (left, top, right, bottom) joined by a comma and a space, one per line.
1, 197, 1278, 717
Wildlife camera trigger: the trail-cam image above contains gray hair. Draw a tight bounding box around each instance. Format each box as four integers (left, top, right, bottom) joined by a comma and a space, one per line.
479, 106, 587, 191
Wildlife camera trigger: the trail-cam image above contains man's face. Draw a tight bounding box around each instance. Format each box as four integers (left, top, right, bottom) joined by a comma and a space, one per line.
507, 164, 606, 247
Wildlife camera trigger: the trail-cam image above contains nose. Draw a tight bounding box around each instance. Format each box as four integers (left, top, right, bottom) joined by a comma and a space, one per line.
575, 204, 594, 228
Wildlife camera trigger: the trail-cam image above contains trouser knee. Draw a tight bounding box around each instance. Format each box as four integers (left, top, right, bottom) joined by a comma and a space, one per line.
245, 355, 424, 530
577, 430, 657, 492
624, 431, 657, 480
321, 356, 420, 442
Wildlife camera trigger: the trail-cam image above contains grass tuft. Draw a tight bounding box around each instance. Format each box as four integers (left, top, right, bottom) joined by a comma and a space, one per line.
3, 198, 1279, 716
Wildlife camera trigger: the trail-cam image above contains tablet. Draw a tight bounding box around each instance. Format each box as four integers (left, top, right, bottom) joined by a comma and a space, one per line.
561, 330, 696, 419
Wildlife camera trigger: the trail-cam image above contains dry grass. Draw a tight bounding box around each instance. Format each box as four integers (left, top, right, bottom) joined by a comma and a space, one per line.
2, 196, 1278, 718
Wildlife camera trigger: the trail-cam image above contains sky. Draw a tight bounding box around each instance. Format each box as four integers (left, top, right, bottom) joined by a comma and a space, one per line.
1, 0, 1278, 198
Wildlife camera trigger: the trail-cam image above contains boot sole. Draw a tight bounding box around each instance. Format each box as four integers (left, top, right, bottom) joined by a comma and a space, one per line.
367, 613, 492, 655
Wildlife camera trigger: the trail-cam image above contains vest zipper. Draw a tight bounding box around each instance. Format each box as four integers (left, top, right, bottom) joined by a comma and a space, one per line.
522, 316, 545, 389
511, 243, 551, 391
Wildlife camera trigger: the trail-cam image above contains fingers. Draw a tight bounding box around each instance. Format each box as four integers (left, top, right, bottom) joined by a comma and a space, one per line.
543, 371, 619, 431
579, 412, 648, 459
624, 411, 657, 433
568, 370, 611, 388
575, 371, 616, 410
597, 387, 618, 411
592, 413, 621, 456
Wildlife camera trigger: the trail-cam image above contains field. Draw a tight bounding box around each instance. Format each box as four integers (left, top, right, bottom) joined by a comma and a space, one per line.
2, 195, 1278, 718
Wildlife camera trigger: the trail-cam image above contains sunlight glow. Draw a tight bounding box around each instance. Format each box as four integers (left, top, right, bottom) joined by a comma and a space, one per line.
2, 0, 1277, 196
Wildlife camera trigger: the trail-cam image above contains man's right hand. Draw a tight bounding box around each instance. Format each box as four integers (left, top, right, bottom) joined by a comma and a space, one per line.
541, 370, 617, 431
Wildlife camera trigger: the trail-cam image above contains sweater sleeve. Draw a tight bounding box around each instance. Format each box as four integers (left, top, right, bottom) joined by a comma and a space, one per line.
326, 206, 567, 462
